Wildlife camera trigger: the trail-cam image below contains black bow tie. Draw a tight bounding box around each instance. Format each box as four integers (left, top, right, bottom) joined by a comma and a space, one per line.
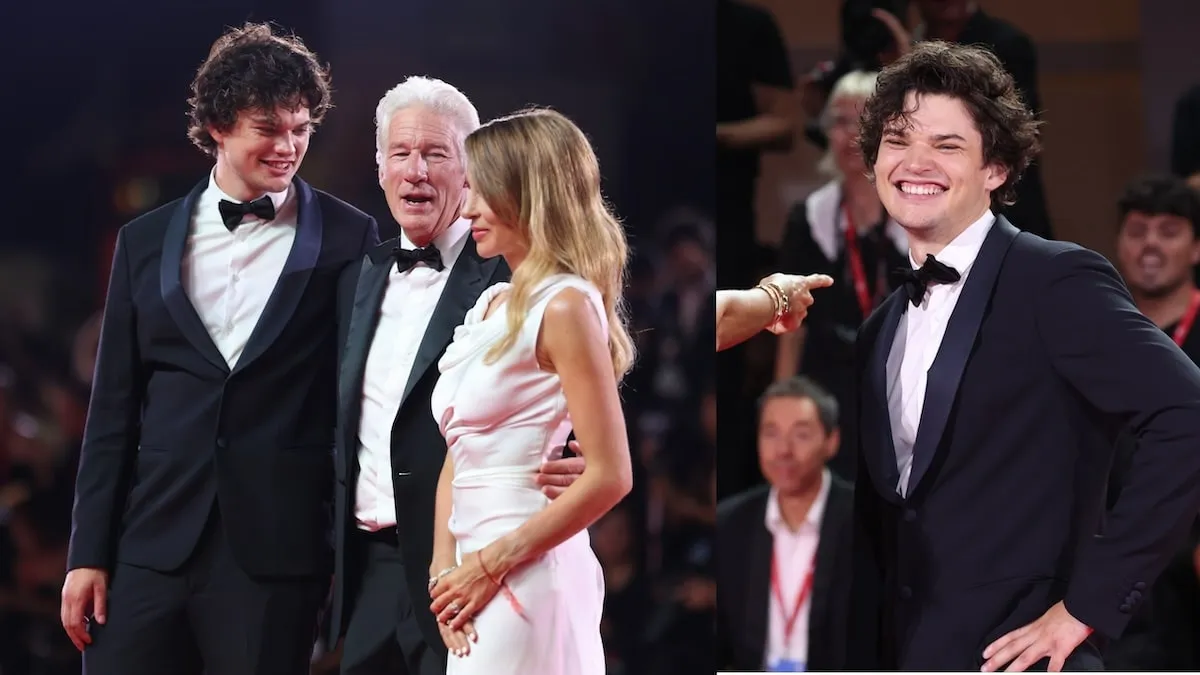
392, 244, 444, 273
218, 196, 276, 231
894, 254, 961, 306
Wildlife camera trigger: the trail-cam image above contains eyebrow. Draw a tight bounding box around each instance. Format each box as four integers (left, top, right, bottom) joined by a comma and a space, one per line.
883, 128, 968, 143
387, 141, 451, 152
250, 116, 309, 128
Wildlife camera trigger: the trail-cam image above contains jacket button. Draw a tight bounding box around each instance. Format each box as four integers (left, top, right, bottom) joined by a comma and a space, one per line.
899, 586, 913, 600
216, 438, 227, 449
1133, 581, 1146, 591
1130, 590, 1143, 601
904, 509, 917, 522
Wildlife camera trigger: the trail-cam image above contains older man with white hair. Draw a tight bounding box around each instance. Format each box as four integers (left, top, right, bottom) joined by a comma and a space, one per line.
328, 76, 584, 675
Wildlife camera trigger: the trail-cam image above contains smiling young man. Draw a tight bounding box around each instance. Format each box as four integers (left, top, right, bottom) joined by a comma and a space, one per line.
61, 23, 379, 675
846, 41, 1200, 671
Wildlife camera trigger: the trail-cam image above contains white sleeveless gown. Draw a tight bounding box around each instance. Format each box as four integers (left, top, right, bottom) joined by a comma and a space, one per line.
430, 273, 607, 675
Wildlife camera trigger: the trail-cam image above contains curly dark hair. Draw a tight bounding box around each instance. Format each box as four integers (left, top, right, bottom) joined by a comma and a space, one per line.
857, 40, 1042, 207
186, 22, 333, 156
1117, 174, 1200, 237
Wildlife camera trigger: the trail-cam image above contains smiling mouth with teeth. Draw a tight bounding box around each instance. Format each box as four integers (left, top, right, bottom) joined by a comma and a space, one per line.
897, 182, 947, 196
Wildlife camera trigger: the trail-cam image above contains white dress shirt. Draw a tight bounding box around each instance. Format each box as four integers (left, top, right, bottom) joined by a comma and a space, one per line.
887, 210, 995, 496
181, 170, 296, 368
354, 218, 473, 531
763, 469, 831, 670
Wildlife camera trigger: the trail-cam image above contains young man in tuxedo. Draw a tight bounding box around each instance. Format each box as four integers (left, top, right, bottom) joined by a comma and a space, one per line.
329, 76, 583, 675
847, 41, 1200, 671
60, 23, 379, 675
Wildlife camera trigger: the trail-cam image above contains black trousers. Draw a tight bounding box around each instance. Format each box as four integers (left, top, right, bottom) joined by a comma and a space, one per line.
339, 529, 444, 675
82, 507, 328, 675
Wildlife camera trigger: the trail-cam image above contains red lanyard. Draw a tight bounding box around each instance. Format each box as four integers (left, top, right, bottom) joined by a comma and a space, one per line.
770, 547, 818, 647
842, 204, 873, 318
1173, 290, 1200, 347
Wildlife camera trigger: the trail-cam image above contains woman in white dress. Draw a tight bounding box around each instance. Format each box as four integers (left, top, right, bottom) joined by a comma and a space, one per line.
427, 107, 635, 674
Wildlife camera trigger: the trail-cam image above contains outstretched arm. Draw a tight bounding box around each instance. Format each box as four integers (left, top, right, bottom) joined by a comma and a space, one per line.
716, 273, 833, 351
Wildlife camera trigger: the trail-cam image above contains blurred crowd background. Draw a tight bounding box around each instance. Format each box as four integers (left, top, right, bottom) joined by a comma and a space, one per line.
0, 2, 715, 674
717, 0, 1200, 671
15, 0, 1200, 672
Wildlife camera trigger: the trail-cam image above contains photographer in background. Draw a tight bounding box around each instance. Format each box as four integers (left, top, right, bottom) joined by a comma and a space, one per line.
799, 0, 910, 151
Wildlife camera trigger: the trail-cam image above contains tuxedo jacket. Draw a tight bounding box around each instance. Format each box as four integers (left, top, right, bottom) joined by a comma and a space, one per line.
327, 235, 509, 651
67, 177, 379, 579
846, 216, 1200, 670
716, 477, 854, 671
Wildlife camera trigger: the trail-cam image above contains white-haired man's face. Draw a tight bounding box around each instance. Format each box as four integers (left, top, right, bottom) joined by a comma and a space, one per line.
378, 105, 468, 247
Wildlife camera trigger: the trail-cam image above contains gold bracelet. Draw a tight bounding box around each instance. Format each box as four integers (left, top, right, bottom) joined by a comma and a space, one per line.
755, 281, 788, 323
754, 283, 781, 318
775, 282, 791, 318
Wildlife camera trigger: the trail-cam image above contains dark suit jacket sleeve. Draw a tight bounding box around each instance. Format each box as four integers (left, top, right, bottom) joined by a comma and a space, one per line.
1035, 247, 1200, 639
68, 227, 143, 571
337, 215, 379, 350
361, 216, 381, 254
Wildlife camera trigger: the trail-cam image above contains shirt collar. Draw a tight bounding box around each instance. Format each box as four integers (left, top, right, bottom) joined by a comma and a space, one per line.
908, 208, 995, 278
204, 167, 291, 214
764, 468, 832, 535
396, 217, 473, 271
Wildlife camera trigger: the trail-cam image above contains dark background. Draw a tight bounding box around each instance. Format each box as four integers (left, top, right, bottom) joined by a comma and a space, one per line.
0, 2, 717, 673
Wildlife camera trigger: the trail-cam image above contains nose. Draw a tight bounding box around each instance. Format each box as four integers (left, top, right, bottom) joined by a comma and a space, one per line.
401, 153, 429, 182
901, 143, 937, 174
274, 131, 298, 157
460, 189, 477, 219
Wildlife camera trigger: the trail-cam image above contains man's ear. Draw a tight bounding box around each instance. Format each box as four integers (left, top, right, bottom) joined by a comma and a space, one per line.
983, 162, 1009, 194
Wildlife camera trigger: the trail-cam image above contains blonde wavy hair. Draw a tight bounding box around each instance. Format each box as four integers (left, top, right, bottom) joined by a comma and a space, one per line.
465, 107, 635, 380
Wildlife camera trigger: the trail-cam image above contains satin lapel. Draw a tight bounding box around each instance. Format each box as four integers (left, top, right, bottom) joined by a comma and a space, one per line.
160, 178, 229, 374
745, 498, 772, 656
398, 239, 497, 410
862, 291, 906, 502
232, 178, 323, 376
336, 253, 392, 481
905, 217, 1019, 496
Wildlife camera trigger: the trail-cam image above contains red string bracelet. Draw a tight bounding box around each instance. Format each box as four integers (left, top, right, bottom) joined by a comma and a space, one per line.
477, 551, 529, 622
